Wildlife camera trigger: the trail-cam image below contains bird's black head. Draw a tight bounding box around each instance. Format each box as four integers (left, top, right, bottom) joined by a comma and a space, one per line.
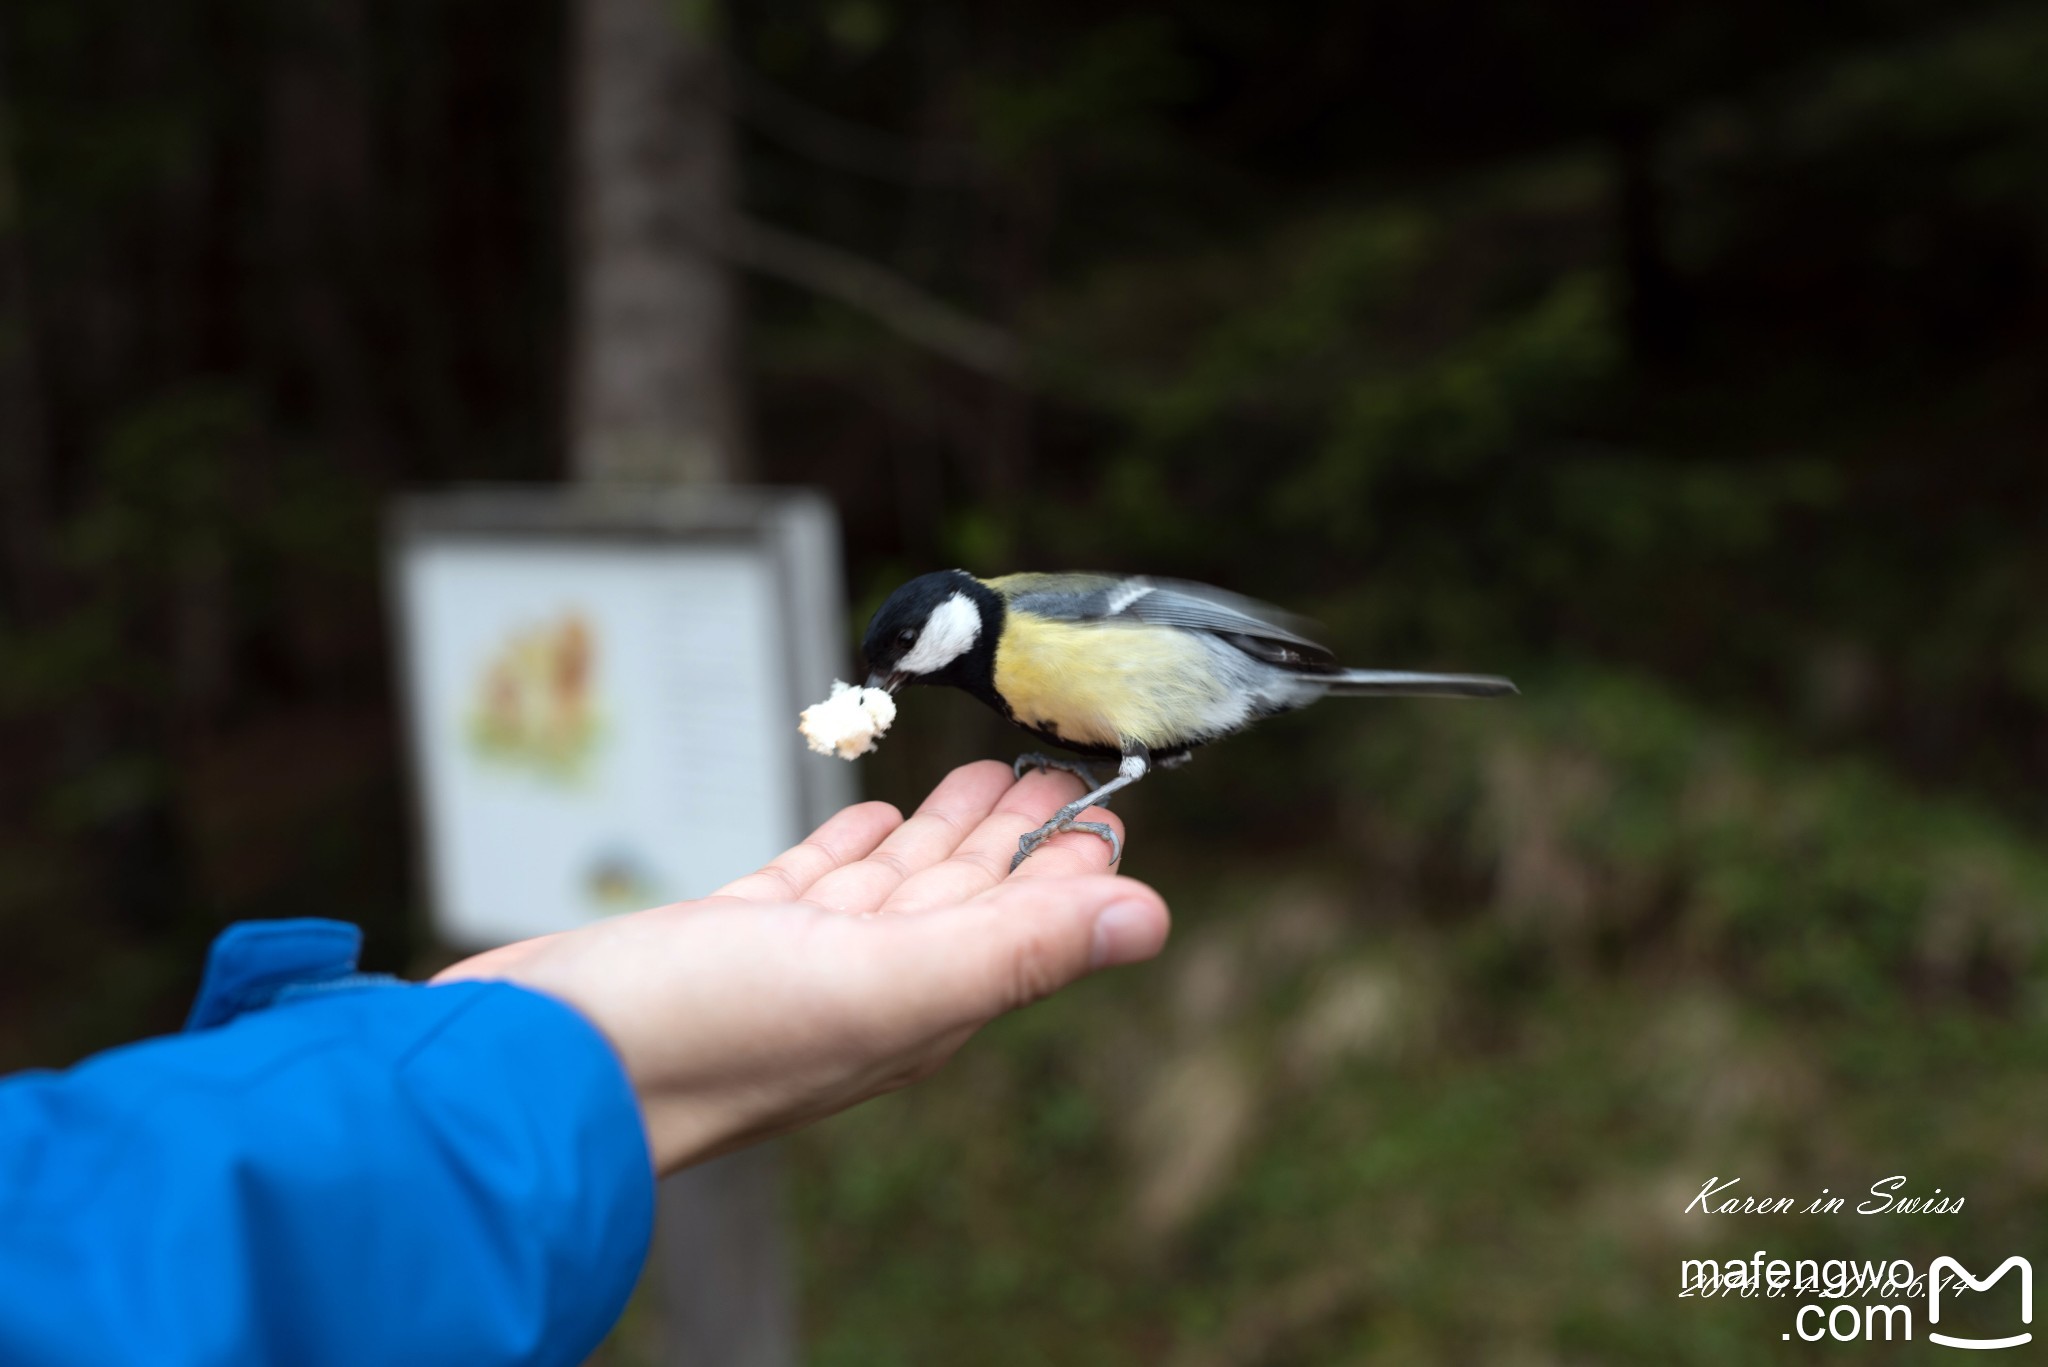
861, 569, 1001, 694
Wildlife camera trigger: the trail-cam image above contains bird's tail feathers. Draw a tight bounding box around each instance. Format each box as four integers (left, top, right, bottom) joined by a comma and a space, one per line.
1324, 670, 1517, 699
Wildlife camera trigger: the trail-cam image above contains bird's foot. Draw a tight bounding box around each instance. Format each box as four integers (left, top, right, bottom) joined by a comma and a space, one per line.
1011, 812, 1121, 871
1012, 752, 1107, 792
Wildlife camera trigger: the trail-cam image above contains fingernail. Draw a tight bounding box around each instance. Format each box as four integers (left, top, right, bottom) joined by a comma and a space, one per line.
1089, 900, 1162, 970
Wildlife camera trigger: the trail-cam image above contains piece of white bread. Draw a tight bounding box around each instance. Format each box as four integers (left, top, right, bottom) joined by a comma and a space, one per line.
799, 681, 897, 760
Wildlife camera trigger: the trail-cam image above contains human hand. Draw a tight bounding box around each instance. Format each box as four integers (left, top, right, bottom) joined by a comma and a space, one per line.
434, 762, 1170, 1175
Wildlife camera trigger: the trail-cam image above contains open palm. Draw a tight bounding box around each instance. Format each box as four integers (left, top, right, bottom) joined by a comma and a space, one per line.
436, 761, 1170, 1173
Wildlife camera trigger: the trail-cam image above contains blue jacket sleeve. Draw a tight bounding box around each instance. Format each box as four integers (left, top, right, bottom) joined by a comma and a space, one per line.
0, 920, 655, 1367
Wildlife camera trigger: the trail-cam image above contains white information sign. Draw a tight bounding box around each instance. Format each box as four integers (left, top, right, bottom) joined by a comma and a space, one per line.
389, 489, 851, 948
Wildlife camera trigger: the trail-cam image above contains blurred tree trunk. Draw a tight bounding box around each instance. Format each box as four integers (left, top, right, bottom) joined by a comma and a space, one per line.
569, 0, 746, 483
567, 4, 791, 1366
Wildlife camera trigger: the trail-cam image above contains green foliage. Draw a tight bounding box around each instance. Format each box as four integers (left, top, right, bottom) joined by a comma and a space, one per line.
1271, 273, 1620, 537
69, 384, 254, 572
1347, 670, 2046, 1013
969, 19, 1191, 166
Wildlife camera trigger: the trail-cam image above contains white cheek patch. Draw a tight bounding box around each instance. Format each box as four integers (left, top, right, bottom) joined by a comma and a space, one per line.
899, 592, 981, 674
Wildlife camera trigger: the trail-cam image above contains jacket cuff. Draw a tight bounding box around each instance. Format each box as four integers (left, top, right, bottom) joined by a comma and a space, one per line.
395, 978, 657, 1357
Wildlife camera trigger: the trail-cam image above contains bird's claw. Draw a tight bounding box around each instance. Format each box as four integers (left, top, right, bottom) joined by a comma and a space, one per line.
1012, 752, 1107, 790
1010, 817, 1121, 871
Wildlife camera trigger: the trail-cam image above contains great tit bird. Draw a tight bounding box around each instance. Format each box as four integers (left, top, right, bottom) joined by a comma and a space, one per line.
861, 570, 1514, 868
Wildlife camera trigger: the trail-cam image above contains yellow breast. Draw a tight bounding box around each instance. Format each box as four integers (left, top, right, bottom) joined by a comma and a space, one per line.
992, 613, 1226, 750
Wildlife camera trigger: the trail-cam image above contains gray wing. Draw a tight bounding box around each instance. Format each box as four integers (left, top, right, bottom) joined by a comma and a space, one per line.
988, 572, 1337, 669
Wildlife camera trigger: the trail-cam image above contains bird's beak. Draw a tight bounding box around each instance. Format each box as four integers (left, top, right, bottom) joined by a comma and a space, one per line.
866, 670, 908, 694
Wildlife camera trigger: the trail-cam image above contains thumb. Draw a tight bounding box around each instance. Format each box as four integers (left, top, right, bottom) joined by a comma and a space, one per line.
892, 875, 1171, 1024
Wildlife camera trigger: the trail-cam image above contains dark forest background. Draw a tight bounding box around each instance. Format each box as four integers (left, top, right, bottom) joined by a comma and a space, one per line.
4, 1, 2047, 1362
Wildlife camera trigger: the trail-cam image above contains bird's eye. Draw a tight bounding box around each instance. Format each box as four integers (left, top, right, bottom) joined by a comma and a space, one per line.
896, 627, 918, 648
